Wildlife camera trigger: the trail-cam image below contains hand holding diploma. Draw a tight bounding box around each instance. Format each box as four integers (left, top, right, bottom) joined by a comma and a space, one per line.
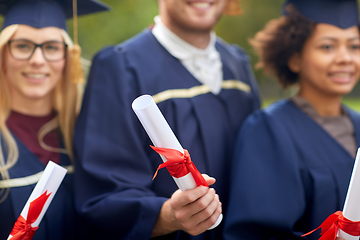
132, 95, 222, 237
152, 174, 221, 237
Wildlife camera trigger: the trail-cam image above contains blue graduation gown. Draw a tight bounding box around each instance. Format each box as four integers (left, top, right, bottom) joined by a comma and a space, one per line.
223, 99, 360, 240
74, 29, 260, 240
0, 136, 76, 240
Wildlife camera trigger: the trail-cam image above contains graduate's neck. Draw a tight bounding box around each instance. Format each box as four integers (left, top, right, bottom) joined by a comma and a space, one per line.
10, 95, 53, 116
172, 29, 211, 49
160, 18, 212, 49
297, 91, 342, 117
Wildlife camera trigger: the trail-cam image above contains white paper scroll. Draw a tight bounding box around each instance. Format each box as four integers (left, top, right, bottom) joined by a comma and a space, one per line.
8, 161, 67, 239
338, 147, 360, 239
132, 94, 222, 230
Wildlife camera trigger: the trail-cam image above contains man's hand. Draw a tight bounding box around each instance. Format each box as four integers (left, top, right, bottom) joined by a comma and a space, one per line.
151, 174, 222, 237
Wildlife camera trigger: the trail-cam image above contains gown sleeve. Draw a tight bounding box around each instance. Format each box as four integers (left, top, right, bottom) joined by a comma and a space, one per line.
73, 46, 167, 239
223, 110, 307, 240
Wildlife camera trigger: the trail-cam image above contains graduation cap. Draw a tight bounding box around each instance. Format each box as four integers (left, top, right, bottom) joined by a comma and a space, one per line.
282, 0, 359, 29
0, 0, 110, 83
0, 0, 109, 30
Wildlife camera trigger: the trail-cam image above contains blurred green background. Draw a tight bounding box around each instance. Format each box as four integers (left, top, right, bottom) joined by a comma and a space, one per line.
5, 0, 360, 110
58, 0, 360, 111
73, 0, 285, 95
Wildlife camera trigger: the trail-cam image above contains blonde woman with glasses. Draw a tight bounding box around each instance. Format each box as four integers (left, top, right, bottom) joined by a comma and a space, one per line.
0, 0, 108, 239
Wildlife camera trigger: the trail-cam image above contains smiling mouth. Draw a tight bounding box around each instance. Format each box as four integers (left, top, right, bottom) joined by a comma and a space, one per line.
189, 2, 212, 9
330, 72, 352, 78
329, 72, 354, 83
23, 73, 48, 79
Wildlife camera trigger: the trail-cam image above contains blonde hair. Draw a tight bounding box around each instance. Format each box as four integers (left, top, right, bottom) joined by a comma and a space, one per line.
0, 25, 83, 202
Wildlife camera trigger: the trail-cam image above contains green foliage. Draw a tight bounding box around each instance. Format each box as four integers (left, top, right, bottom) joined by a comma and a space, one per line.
70, 0, 159, 59
70, 0, 286, 97
72, 0, 284, 61
216, 0, 283, 85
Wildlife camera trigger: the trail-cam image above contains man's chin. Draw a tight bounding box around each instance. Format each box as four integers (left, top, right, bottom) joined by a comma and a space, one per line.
186, 21, 216, 33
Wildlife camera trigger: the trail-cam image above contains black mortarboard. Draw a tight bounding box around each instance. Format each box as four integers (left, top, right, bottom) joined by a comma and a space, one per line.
0, 0, 110, 30
282, 0, 359, 29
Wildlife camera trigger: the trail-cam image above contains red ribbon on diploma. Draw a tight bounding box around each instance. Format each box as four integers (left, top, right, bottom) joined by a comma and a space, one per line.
10, 191, 52, 240
151, 146, 208, 187
302, 211, 360, 240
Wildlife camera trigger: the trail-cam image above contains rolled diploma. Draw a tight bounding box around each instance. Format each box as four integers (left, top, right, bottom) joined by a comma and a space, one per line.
132, 94, 222, 229
338, 147, 360, 240
8, 161, 67, 239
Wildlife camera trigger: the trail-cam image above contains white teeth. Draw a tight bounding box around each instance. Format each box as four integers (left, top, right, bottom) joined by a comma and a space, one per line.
332, 73, 351, 78
191, 2, 210, 9
25, 73, 47, 79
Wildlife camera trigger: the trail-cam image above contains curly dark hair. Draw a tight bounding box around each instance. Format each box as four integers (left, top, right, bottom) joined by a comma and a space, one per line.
250, 6, 316, 89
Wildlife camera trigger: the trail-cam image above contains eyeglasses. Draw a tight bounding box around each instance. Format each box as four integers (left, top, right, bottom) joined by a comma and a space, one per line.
7, 39, 68, 62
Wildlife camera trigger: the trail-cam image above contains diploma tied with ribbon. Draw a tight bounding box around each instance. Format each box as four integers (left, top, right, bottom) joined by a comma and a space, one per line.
302, 148, 360, 240
132, 94, 222, 230
338, 147, 360, 239
7, 161, 67, 240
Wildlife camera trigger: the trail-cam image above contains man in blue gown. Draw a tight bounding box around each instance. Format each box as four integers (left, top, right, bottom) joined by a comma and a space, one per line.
74, 0, 260, 239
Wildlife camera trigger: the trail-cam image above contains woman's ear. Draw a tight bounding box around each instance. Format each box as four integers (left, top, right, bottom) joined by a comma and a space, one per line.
288, 53, 301, 73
